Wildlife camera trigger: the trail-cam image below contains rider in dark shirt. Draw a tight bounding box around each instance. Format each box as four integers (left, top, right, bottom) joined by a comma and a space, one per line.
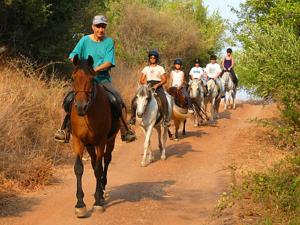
221, 48, 238, 87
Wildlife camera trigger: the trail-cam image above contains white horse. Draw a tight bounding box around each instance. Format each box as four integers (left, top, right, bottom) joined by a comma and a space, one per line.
221, 71, 236, 110
135, 85, 173, 167
189, 79, 209, 126
206, 79, 221, 122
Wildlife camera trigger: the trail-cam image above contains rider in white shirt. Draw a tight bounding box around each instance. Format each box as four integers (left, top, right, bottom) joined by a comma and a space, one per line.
170, 59, 193, 114
189, 58, 208, 95
189, 58, 206, 85
205, 54, 224, 97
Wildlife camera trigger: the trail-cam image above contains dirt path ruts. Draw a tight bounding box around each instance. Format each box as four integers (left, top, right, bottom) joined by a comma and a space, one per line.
0, 102, 267, 225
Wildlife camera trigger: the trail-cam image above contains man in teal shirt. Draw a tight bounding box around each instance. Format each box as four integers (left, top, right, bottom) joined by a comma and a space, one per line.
55, 15, 136, 143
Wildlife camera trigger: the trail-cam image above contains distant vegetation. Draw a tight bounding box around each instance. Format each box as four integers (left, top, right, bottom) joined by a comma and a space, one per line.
234, 0, 300, 146
0, 0, 225, 190
232, 1, 300, 224
0, 0, 225, 67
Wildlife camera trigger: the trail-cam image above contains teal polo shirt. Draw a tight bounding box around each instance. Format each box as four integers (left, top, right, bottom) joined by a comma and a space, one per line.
69, 35, 115, 84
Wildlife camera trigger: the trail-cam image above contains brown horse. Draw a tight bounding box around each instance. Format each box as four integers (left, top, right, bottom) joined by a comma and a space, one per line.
71, 55, 120, 217
167, 87, 190, 141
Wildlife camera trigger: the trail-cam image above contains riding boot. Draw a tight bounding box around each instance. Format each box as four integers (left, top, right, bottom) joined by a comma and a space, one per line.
54, 113, 71, 143
119, 105, 136, 143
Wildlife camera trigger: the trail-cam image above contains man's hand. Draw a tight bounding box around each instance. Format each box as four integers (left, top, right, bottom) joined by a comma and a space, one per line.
153, 84, 160, 90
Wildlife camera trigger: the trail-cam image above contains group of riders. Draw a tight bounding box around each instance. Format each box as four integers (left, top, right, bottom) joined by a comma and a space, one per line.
54, 15, 238, 144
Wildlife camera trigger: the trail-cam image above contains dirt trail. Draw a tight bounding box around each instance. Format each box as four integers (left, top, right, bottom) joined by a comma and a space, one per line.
0, 102, 269, 225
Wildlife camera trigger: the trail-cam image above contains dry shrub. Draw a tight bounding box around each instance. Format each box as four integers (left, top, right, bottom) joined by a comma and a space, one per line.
110, 2, 201, 66
0, 58, 69, 190
111, 61, 142, 107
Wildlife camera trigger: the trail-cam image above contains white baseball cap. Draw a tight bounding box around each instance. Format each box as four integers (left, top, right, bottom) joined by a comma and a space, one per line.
92, 15, 108, 25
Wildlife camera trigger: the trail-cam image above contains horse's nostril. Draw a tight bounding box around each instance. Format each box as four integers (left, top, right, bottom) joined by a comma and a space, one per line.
137, 113, 142, 118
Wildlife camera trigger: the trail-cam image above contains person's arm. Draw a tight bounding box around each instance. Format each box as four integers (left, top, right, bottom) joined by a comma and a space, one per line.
221, 57, 225, 69
178, 72, 184, 89
153, 73, 167, 90
94, 62, 113, 72
94, 38, 115, 73
169, 72, 173, 87
139, 73, 147, 85
229, 57, 235, 69
216, 65, 222, 78
189, 69, 194, 80
69, 36, 85, 62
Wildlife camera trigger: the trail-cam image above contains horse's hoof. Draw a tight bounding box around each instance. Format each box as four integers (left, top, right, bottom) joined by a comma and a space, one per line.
103, 191, 110, 199
141, 161, 148, 167
75, 206, 88, 218
161, 155, 166, 160
93, 205, 105, 213
174, 138, 179, 142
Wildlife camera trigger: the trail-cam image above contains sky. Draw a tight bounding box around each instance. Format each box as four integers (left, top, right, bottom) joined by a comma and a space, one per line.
203, 0, 245, 22
203, 0, 245, 52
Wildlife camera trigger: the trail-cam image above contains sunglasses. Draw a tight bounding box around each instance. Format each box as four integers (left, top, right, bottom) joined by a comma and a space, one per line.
94, 24, 107, 29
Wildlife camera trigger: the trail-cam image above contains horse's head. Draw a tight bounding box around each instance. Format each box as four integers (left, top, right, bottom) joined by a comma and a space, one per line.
72, 54, 96, 116
135, 84, 153, 118
189, 79, 201, 99
168, 86, 185, 107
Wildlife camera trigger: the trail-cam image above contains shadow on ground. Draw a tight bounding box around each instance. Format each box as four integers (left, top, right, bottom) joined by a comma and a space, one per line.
107, 180, 176, 208
0, 191, 40, 217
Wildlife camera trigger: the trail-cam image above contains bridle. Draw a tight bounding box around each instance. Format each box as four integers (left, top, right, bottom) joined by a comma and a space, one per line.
73, 79, 97, 113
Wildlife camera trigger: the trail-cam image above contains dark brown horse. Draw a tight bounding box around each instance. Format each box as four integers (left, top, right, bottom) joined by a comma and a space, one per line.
71, 55, 120, 217
167, 87, 189, 141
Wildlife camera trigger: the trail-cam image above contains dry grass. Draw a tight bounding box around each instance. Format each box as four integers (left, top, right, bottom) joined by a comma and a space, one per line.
0, 58, 69, 191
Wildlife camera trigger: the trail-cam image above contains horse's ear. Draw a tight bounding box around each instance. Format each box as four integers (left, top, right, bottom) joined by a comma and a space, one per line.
73, 54, 80, 66
87, 55, 94, 67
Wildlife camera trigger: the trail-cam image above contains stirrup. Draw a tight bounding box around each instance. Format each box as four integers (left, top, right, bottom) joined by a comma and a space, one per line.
54, 129, 70, 143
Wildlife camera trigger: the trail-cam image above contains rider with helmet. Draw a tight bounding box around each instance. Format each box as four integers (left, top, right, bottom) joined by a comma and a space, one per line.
205, 54, 224, 97
189, 58, 207, 94
129, 50, 169, 127
170, 58, 193, 114
221, 48, 238, 86
54, 15, 136, 143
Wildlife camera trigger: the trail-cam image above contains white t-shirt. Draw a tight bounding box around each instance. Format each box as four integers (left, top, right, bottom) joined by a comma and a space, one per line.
189, 66, 205, 79
205, 63, 222, 79
170, 70, 184, 87
142, 65, 166, 81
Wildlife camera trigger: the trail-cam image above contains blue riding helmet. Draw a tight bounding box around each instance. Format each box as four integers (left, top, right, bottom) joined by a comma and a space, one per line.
148, 50, 159, 59
174, 58, 183, 65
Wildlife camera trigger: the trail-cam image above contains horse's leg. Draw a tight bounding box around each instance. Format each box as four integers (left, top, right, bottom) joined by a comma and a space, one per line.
174, 120, 179, 141
210, 98, 215, 122
102, 138, 115, 199
182, 119, 186, 135
168, 128, 173, 139
72, 138, 87, 218
156, 126, 163, 152
93, 144, 106, 212
224, 91, 228, 110
233, 90, 236, 109
192, 104, 198, 127
141, 125, 153, 167
161, 126, 168, 160
216, 99, 221, 119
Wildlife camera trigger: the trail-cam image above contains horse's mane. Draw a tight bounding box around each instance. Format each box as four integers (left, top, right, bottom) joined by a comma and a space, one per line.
137, 85, 152, 98
74, 59, 95, 76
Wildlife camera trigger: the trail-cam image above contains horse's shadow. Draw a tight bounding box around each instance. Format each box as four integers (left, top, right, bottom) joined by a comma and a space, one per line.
218, 110, 232, 119
0, 191, 40, 217
166, 142, 200, 159
106, 180, 176, 208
